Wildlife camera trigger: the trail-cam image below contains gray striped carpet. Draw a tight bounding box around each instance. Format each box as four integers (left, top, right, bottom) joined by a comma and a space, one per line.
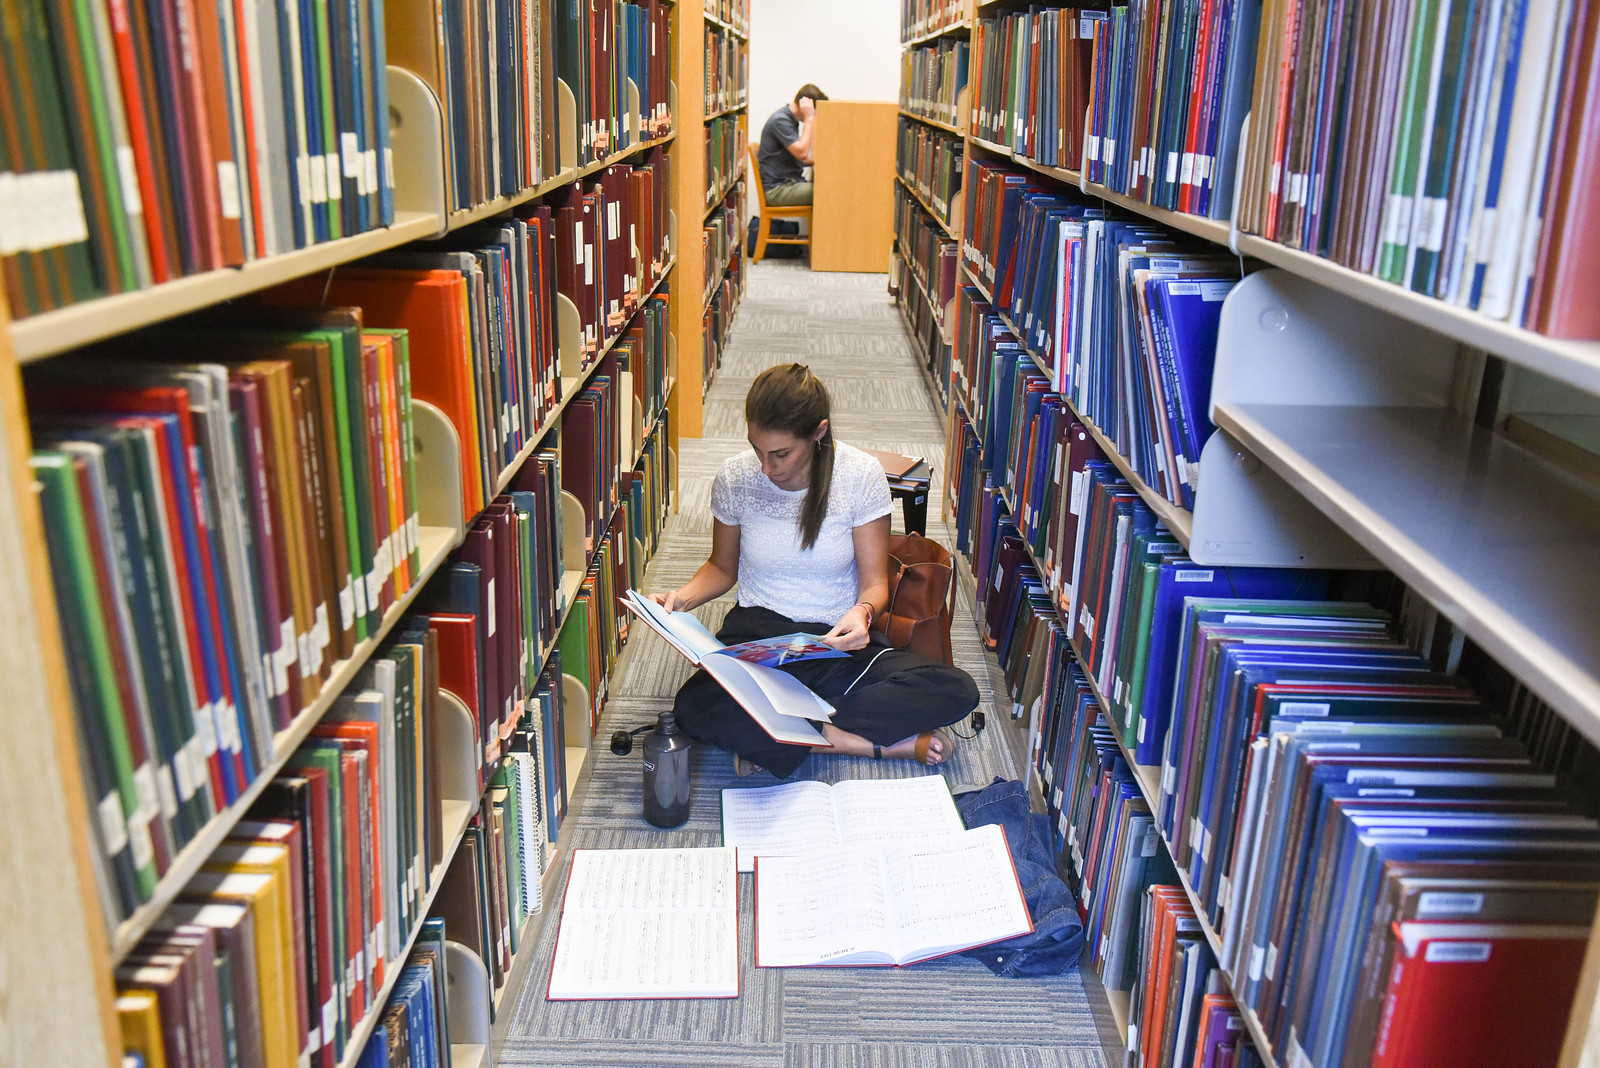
495, 261, 1114, 1068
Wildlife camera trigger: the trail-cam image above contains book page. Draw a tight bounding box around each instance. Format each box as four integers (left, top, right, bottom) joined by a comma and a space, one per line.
721, 780, 844, 872
547, 911, 739, 999
547, 847, 739, 999
622, 590, 724, 663
754, 850, 897, 966
712, 653, 837, 721
879, 824, 1033, 965
699, 656, 833, 746
832, 776, 967, 848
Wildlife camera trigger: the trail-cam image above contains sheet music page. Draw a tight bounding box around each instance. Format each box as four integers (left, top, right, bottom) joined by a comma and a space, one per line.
832, 776, 967, 848
721, 781, 844, 872
754, 850, 896, 966
879, 824, 1033, 963
547, 847, 739, 999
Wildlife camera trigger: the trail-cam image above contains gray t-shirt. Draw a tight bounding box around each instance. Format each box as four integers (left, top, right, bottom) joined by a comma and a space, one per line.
758, 104, 805, 189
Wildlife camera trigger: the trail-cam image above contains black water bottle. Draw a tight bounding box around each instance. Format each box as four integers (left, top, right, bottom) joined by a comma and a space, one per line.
641, 711, 692, 827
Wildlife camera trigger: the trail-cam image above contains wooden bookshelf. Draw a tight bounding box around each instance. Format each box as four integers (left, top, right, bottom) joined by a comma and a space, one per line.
898, 108, 965, 137
106, 525, 456, 963
902, 19, 971, 46
705, 158, 749, 221
9, 131, 681, 366
10, 212, 438, 363
895, 175, 959, 243
0, 0, 700, 1062
703, 10, 746, 39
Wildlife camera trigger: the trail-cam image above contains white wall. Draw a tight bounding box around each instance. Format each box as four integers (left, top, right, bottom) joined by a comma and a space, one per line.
747, 0, 901, 137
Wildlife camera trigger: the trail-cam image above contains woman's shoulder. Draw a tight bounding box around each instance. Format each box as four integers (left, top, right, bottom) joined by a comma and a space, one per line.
717, 449, 761, 480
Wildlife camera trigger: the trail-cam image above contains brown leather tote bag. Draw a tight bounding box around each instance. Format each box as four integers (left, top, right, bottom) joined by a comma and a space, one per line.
874, 531, 956, 663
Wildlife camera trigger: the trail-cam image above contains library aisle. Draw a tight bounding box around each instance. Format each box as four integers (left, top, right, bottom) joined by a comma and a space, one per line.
492, 261, 1114, 1067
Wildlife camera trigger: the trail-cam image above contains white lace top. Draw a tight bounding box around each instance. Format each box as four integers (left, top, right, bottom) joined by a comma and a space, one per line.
709, 441, 893, 625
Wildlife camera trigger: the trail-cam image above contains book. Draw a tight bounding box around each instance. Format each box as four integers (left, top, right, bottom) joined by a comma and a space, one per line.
546, 846, 739, 999
753, 823, 1032, 967
720, 775, 965, 873
1371, 921, 1590, 1068
619, 589, 842, 746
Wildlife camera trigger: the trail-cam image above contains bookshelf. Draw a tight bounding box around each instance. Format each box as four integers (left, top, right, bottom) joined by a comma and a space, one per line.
909, 1, 1600, 1065
892, 4, 973, 407
0, 0, 707, 1062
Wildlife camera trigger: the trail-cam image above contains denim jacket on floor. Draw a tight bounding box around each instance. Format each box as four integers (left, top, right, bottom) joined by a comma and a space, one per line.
954, 777, 1086, 977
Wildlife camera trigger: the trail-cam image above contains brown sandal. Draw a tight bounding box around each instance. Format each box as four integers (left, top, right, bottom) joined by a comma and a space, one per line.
913, 729, 952, 766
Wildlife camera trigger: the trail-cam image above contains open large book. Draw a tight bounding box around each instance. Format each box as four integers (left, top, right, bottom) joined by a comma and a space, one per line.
547, 847, 739, 999
621, 589, 846, 746
721, 775, 966, 872
754, 824, 1033, 967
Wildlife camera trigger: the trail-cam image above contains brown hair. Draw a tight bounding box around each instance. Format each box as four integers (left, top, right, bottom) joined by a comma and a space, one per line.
746, 363, 834, 550
794, 84, 828, 104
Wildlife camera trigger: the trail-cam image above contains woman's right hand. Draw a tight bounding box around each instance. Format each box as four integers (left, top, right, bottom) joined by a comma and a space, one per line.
650, 589, 687, 612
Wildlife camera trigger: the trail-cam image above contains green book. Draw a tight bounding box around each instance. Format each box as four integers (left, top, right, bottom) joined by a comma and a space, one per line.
4, 0, 101, 305
1406, 0, 1480, 293
32, 451, 158, 907
557, 590, 594, 716
1376, 0, 1448, 283
1119, 552, 1170, 748
1112, 535, 1181, 743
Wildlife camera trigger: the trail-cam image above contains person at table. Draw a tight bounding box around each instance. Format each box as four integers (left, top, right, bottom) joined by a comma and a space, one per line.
757, 84, 828, 206
652, 363, 978, 778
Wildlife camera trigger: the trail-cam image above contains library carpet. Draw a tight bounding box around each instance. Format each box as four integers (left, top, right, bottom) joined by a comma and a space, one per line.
495, 261, 1115, 1067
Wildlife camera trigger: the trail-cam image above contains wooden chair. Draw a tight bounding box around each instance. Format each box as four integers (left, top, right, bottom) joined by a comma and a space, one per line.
747, 143, 811, 262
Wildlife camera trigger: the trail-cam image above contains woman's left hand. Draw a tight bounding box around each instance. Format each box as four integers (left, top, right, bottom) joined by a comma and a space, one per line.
821, 604, 872, 651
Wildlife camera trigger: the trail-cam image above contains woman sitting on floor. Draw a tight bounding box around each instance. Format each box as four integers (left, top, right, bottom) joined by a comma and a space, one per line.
652, 363, 979, 778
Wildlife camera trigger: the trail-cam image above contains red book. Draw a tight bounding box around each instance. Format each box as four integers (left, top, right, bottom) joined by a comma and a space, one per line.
1372, 921, 1590, 1068
430, 613, 485, 786
1528, 0, 1600, 338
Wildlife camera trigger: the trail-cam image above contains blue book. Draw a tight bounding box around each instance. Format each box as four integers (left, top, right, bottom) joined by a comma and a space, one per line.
1133, 566, 1334, 766
1205, 0, 1261, 218
1152, 276, 1237, 505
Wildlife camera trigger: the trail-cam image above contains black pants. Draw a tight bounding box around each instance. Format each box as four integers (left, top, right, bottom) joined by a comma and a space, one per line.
672, 605, 980, 778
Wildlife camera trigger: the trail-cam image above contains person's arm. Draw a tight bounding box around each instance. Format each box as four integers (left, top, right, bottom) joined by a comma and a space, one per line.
652, 519, 740, 612
821, 515, 891, 651
785, 99, 818, 166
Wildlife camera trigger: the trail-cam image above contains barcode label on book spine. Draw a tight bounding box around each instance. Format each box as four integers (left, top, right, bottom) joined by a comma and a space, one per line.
1417, 892, 1484, 916
1425, 941, 1492, 963
97, 793, 129, 856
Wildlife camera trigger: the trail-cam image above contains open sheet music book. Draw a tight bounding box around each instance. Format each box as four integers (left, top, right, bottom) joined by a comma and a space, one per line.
754, 824, 1033, 967
546, 847, 740, 999
621, 589, 845, 746
721, 776, 966, 872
